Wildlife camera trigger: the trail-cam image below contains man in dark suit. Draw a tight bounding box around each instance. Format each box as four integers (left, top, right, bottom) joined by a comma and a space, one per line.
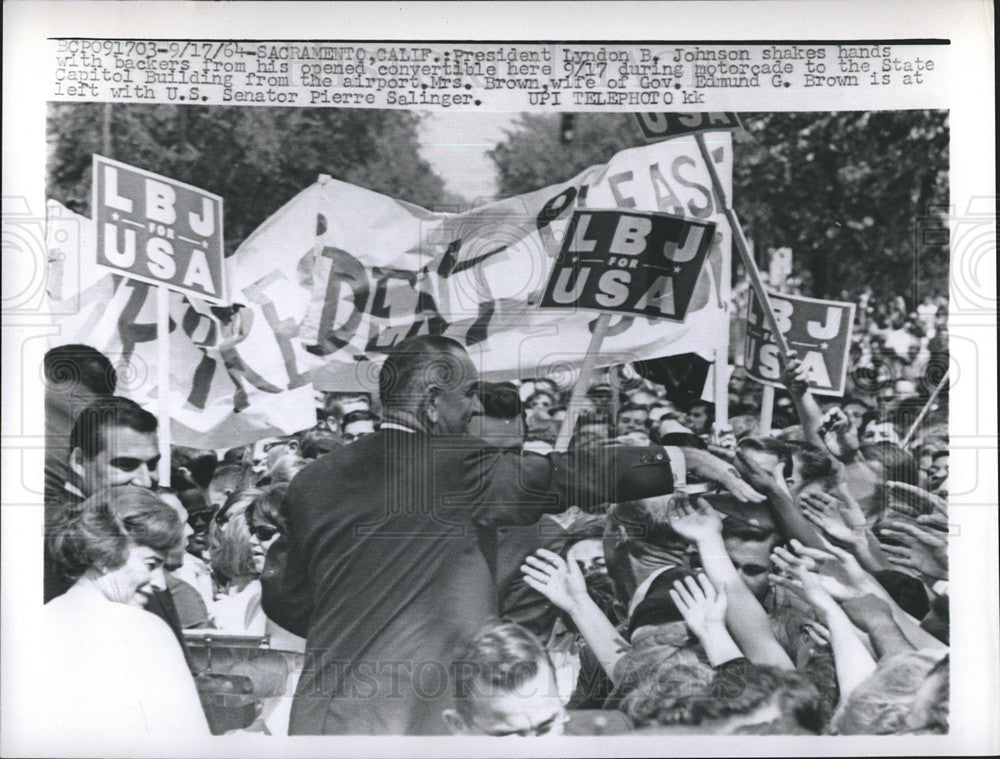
266, 335, 680, 735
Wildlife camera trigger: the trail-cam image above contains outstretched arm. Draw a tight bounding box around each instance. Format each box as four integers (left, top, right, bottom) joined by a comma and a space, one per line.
782, 354, 825, 448
521, 549, 630, 683
735, 450, 826, 549
772, 566, 877, 701
668, 496, 794, 670
670, 574, 743, 667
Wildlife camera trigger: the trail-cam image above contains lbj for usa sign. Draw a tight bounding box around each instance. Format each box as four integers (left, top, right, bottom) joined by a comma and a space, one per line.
93, 155, 226, 303
540, 209, 716, 321
636, 112, 742, 142
745, 290, 856, 396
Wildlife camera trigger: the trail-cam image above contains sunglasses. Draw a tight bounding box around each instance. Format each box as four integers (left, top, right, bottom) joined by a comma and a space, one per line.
110, 455, 161, 474
250, 524, 278, 542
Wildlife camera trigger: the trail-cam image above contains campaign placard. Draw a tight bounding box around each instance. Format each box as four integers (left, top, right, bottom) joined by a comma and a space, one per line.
745, 289, 856, 396
540, 209, 716, 322
93, 155, 227, 303
635, 112, 742, 142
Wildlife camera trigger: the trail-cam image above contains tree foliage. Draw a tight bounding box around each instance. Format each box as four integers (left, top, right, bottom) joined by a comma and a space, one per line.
47, 104, 445, 253
488, 110, 949, 299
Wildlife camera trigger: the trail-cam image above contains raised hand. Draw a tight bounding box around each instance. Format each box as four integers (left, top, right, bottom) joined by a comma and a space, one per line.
916, 513, 949, 533
669, 573, 727, 641
666, 495, 724, 543
818, 407, 859, 461
770, 562, 840, 620
800, 490, 861, 545
735, 450, 790, 497
521, 548, 590, 613
771, 543, 859, 603
876, 520, 948, 582
802, 619, 831, 648
885, 481, 947, 517
781, 354, 811, 396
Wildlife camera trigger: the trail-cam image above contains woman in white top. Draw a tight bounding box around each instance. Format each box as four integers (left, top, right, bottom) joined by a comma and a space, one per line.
35, 486, 210, 738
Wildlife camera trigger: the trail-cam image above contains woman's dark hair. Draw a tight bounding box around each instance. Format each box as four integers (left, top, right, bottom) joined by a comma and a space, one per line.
245, 483, 290, 535
786, 440, 836, 485
209, 489, 261, 583
49, 485, 183, 581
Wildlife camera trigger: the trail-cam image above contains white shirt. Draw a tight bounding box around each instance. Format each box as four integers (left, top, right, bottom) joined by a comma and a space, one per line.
26, 583, 209, 740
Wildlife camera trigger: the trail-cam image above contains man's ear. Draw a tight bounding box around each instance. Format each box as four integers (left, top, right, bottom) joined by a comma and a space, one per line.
69, 447, 87, 479
423, 385, 441, 424
287, 439, 299, 452
441, 708, 468, 735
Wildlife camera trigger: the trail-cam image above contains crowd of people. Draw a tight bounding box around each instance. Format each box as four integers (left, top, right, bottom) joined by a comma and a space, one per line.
36, 283, 951, 739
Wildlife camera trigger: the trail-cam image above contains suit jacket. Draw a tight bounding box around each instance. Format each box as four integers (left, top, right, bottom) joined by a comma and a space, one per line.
268, 428, 673, 736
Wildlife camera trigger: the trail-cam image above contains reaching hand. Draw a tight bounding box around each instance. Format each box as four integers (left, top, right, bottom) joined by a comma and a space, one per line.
772, 537, 880, 602
800, 489, 862, 545
709, 426, 738, 459
916, 512, 949, 533
802, 619, 831, 649
770, 562, 840, 620
818, 407, 859, 461
885, 481, 947, 517
669, 573, 728, 641
666, 495, 724, 543
819, 407, 851, 436
521, 548, 590, 613
771, 543, 860, 603
735, 450, 790, 497
876, 520, 948, 582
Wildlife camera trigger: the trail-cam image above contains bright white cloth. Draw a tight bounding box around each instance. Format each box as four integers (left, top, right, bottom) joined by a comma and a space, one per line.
171, 552, 215, 612
212, 579, 266, 635
26, 582, 209, 738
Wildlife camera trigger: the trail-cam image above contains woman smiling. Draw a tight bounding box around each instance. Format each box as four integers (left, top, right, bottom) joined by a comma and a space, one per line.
32, 486, 209, 737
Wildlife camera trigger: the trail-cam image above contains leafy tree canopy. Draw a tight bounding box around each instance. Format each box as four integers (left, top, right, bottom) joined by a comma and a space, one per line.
47, 104, 445, 254
488, 111, 949, 300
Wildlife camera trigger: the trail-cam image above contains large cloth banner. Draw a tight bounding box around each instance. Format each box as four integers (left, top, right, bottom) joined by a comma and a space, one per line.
45, 134, 732, 448
234, 134, 733, 392
45, 200, 320, 449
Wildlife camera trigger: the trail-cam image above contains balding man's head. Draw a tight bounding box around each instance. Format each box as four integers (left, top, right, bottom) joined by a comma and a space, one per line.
379, 335, 482, 434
